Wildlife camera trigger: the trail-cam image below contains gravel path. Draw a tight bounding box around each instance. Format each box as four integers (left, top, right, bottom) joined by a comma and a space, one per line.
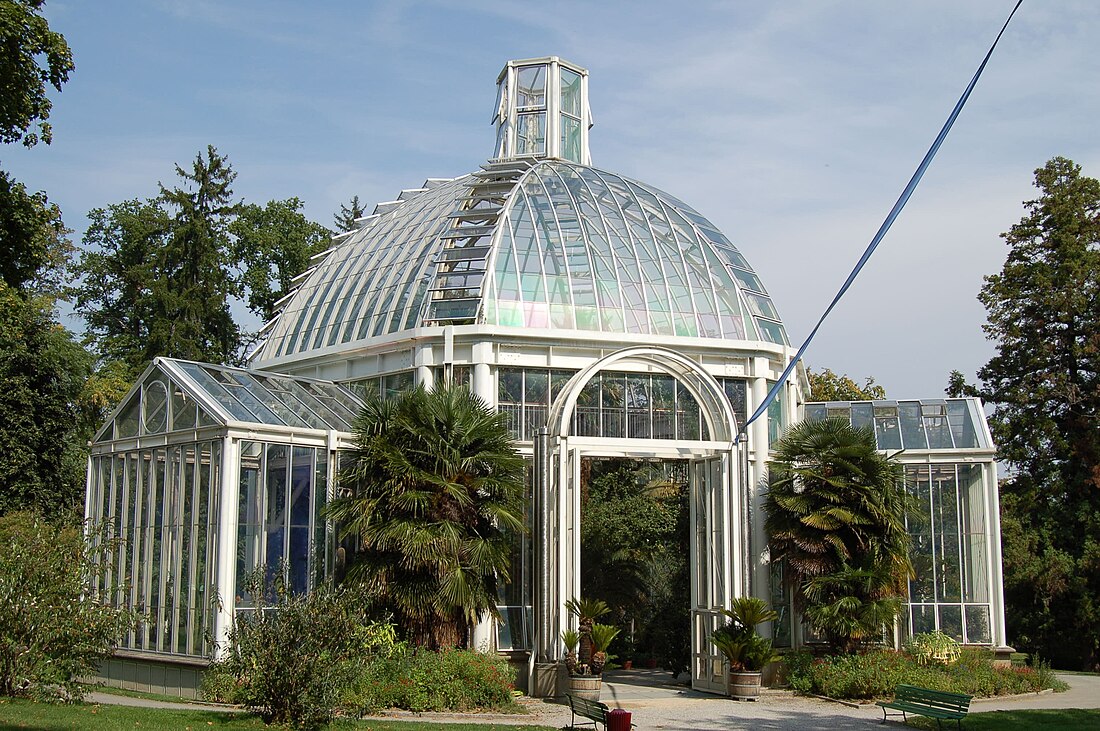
86, 671, 1100, 730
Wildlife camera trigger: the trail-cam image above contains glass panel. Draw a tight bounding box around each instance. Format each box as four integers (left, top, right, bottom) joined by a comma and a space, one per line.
722, 379, 747, 427
176, 444, 194, 654
898, 402, 927, 449
767, 383, 785, 444
873, 405, 902, 450
289, 447, 313, 595
756, 318, 787, 345
560, 67, 581, 116
314, 449, 329, 585
910, 604, 936, 636
560, 115, 581, 162
938, 605, 964, 642
947, 400, 980, 448
850, 402, 874, 432
517, 112, 546, 155
965, 605, 992, 644
516, 64, 546, 108
171, 380, 197, 430
265, 445, 288, 585
236, 442, 263, 609
958, 464, 989, 603
115, 396, 140, 438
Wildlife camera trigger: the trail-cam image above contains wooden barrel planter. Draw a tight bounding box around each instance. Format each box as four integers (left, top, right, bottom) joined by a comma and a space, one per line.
568, 675, 602, 701
728, 670, 762, 701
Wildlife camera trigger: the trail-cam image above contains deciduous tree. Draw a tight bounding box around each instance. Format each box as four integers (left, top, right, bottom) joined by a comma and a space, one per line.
0, 0, 73, 147
808, 367, 886, 402
232, 197, 331, 322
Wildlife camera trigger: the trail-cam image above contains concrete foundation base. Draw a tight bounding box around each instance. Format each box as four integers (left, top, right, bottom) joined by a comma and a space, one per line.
531, 662, 568, 698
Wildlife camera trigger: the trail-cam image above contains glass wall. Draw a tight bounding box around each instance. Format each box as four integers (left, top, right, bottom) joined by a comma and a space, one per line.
803, 399, 987, 451
497, 366, 748, 441
236, 441, 329, 608
87, 442, 221, 657
905, 463, 992, 644
496, 466, 533, 651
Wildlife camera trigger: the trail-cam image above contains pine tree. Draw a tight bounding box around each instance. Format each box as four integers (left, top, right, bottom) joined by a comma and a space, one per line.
333, 195, 367, 232
152, 145, 241, 364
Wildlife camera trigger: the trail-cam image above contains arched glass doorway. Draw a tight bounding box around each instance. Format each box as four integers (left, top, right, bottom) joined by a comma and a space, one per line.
532, 347, 742, 694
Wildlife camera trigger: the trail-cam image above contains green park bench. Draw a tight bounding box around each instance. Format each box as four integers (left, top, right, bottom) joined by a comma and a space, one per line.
877, 683, 973, 730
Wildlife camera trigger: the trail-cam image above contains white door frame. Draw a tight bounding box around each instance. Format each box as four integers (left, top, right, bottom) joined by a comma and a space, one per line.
533, 346, 741, 695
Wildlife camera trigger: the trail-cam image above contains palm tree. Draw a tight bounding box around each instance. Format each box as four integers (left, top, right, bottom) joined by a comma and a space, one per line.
764, 417, 913, 652
326, 384, 525, 649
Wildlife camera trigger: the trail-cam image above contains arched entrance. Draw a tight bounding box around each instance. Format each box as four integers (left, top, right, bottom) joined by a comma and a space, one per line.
531, 346, 742, 694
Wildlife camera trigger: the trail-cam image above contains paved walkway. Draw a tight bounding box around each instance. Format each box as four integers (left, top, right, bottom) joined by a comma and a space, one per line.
86, 670, 1100, 729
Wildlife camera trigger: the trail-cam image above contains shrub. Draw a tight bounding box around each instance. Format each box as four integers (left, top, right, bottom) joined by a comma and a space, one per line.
207, 568, 379, 729
348, 647, 518, 714
784, 647, 1067, 700
0, 512, 135, 701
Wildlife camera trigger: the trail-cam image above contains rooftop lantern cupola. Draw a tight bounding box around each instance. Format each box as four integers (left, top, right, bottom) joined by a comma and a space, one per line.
493, 57, 592, 164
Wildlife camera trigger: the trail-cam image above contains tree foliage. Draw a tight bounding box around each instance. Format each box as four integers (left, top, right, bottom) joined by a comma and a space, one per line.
808, 367, 887, 402
333, 195, 367, 233
764, 417, 912, 653
0, 284, 92, 520
151, 145, 240, 363
0, 0, 73, 147
72, 150, 332, 375
327, 384, 526, 649
962, 156, 1100, 670
232, 197, 331, 322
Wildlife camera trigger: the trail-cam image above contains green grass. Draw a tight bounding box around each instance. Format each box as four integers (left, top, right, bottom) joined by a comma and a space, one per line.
905, 709, 1100, 730
0, 698, 556, 731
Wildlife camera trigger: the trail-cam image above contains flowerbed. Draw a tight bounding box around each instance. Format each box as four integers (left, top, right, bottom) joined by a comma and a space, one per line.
784, 648, 1067, 700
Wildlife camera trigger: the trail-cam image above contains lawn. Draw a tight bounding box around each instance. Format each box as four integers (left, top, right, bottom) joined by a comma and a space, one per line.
904, 708, 1100, 730
0, 699, 557, 731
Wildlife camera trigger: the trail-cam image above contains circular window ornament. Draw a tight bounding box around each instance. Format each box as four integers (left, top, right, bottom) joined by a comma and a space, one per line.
142, 379, 169, 434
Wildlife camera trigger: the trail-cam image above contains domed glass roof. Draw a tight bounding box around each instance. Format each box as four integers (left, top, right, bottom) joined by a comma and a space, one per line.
250, 56, 788, 365
249, 159, 787, 364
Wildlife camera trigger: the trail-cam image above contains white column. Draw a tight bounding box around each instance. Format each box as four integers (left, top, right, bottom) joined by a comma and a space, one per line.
415, 343, 433, 389
986, 460, 1010, 649
470, 340, 496, 647
749, 358, 771, 604
472, 342, 494, 407
213, 436, 240, 660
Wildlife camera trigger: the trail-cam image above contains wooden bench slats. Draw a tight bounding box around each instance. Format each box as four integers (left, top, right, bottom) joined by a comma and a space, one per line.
567, 694, 609, 730
877, 684, 972, 730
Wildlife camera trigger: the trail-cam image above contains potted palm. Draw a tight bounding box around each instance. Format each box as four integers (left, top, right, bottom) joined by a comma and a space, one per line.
709, 596, 780, 701
562, 597, 617, 700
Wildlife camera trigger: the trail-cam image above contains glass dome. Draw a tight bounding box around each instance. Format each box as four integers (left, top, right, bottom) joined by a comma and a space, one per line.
249, 159, 788, 364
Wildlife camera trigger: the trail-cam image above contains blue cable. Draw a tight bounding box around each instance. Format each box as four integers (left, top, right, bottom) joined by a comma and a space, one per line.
738, 0, 1024, 441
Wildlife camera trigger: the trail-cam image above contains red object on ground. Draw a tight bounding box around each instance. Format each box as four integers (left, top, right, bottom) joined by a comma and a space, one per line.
608, 708, 632, 731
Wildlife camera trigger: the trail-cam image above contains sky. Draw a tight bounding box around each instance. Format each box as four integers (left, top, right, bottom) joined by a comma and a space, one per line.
5, 0, 1099, 400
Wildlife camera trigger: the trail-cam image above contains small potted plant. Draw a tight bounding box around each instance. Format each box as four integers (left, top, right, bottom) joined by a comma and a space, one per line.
709, 596, 780, 701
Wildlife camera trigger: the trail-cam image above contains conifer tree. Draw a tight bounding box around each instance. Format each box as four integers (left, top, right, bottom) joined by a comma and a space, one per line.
964, 156, 1100, 670
152, 145, 241, 364
333, 195, 367, 232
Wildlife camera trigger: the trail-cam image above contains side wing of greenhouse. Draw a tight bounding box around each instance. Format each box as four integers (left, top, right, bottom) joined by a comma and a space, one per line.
84, 358, 362, 696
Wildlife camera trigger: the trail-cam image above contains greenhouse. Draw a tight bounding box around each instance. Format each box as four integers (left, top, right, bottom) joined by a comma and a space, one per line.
87, 56, 1010, 698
